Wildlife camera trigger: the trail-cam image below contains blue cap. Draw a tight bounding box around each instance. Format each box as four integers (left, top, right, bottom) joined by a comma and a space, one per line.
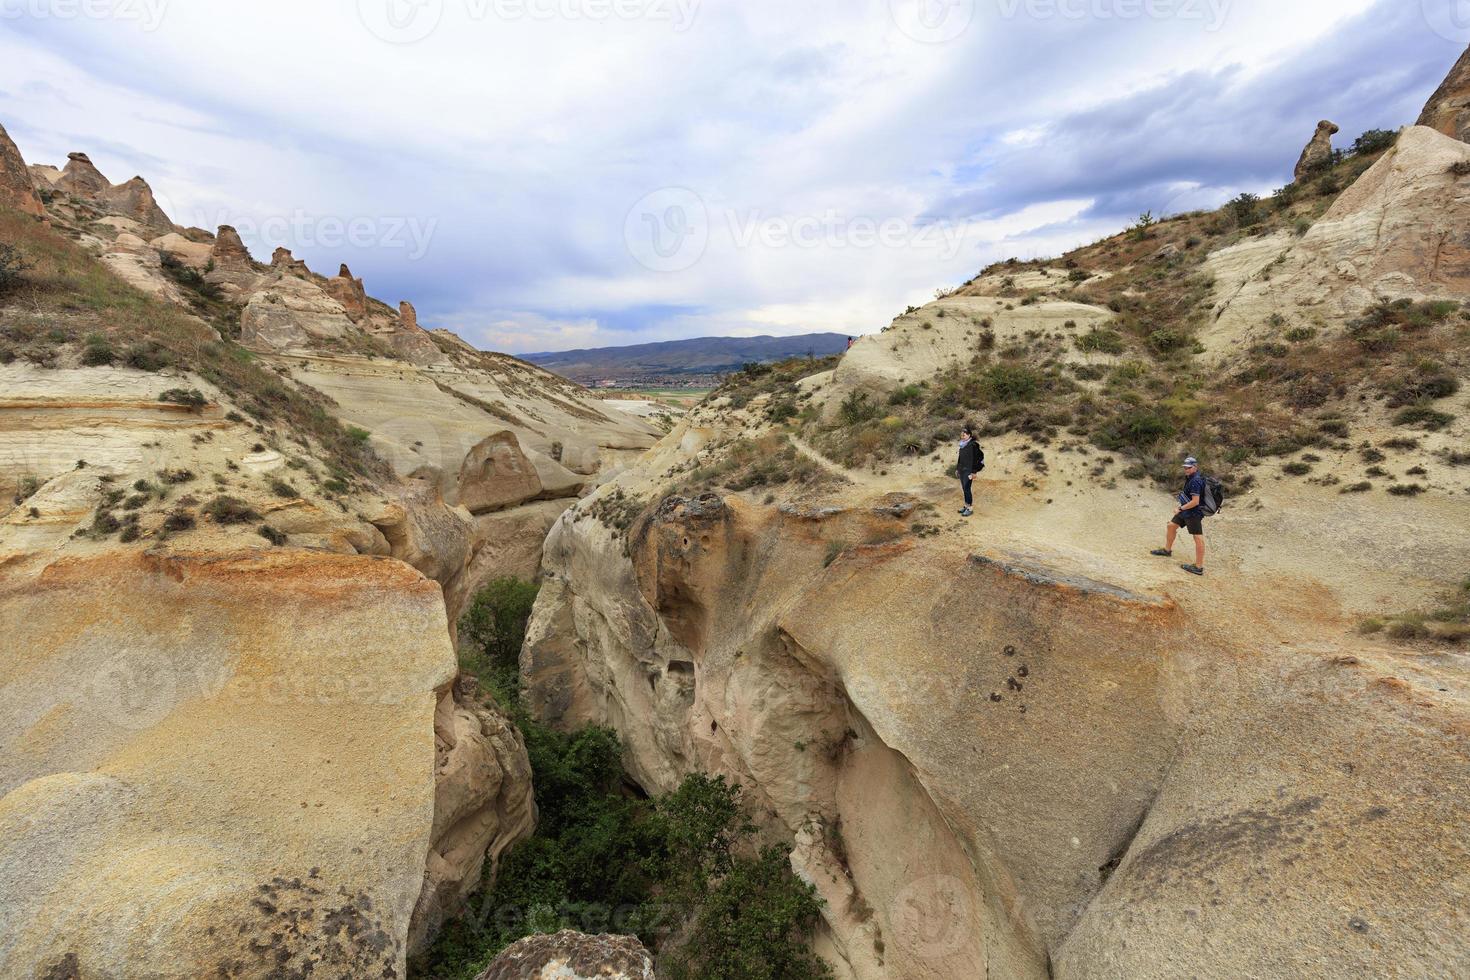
1183, 456, 1198, 468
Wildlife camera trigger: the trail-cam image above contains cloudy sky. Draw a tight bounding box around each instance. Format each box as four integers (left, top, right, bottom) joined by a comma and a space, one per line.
0, 0, 1463, 352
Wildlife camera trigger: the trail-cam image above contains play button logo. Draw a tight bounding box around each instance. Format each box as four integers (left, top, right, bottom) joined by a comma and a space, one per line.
358, 0, 445, 44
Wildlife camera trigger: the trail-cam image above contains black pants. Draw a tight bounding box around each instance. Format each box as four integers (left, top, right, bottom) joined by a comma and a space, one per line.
959, 470, 975, 506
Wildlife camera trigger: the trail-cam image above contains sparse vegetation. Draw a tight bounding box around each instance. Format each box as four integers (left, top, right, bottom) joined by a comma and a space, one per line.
202, 495, 259, 524
1360, 579, 1470, 644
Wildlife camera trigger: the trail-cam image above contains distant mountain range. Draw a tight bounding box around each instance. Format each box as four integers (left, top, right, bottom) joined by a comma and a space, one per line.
523, 333, 851, 384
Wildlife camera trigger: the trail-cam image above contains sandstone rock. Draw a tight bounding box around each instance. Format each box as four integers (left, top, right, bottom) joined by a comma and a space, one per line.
458, 431, 544, 515
0, 550, 459, 980
211, 224, 252, 266
1293, 119, 1339, 181
1206, 125, 1470, 355
206, 224, 263, 299
99, 232, 186, 303
150, 232, 214, 271
400, 299, 419, 329
239, 275, 357, 350
410, 678, 536, 955
0, 121, 43, 217
271, 245, 310, 277
57, 151, 108, 197
27, 163, 61, 188
1417, 44, 1470, 143
99, 175, 172, 231
475, 931, 655, 980
324, 263, 369, 321
369, 479, 474, 624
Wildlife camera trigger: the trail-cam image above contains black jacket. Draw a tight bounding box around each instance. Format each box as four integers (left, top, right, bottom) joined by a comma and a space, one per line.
957, 440, 984, 475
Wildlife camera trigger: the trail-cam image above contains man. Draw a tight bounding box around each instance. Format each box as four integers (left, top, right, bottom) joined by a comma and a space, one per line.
1152, 455, 1207, 576
956, 425, 983, 518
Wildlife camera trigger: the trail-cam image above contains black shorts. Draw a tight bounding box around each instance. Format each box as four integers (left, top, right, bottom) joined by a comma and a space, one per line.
1172, 511, 1204, 535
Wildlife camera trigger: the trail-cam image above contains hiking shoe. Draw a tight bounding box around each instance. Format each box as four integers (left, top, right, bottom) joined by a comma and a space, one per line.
1150, 549, 1172, 557
1181, 564, 1204, 576
960, 507, 974, 517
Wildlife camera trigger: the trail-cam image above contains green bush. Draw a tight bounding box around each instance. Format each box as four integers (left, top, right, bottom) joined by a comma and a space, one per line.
0, 242, 33, 296
1075, 328, 1124, 355
459, 577, 542, 698
81, 333, 115, 366
1351, 129, 1398, 156
202, 495, 258, 524
979, 364, 1041, 404
1393, 406, 1454, 431
159, 387, 207, 409
838, 391, 881, 426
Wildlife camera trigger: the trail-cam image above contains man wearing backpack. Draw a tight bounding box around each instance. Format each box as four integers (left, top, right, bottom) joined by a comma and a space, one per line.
1151, 456, 1209, 576
956, 424, 984, 517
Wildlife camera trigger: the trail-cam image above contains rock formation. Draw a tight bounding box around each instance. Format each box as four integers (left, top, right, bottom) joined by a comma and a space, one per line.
475, 931, 655, 980
1417, 43, 1470, 143
239, 275, 357, 350
458, 430, 545, 515
400, 299, 419, 329
0, 122, 43, 217
324, 263, 369, 321
1293, 119, 1339, 180
271, 245, 311, 277
99, 175, 172, 230
57, 151, 109, 197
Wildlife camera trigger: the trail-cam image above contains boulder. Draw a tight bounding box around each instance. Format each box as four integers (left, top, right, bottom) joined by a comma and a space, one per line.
0, 122, 43, 217
150, 232, 214, 271
56, 151, 108, 197
324, 263, 369, 321
1293, 119, 1339, 181
475, 931, 655, 980
457, 431, 543, 515
1418, 44, 1470, 143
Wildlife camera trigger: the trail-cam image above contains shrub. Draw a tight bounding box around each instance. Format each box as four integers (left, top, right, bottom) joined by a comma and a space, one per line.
1284, 326, 1317, 343
1075, 329, 1124, 355
162, 509, 196, 531
0, 242, 34, 295
202, 495, 259, 524
460, 577, 541, 686
1340, 482, 1372, 494
267, 476, 299, 498
1227, 193, 1261, 228
81, 333, 115, 366
1095, 408, 1175, 451
1393, 406, 1454, 431
1451, 160, 1470, 178
156, 468, 195, 484
1351, 129, 1398, 156
1387, 483, 1425, 497
838, 391, 881, 426
258, 524, 287, 546
159, 387, 207, 409
979, 364, 1042, 404
122, 341, 173, 372
346, 425, 372, 444
1282, 461, 1312, 476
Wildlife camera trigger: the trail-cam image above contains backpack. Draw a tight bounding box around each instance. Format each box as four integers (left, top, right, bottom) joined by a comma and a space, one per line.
976, 447, 986, 472
1201, 475, 1225, 516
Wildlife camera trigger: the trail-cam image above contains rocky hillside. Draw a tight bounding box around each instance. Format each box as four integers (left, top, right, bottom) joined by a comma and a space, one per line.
521, 52, 1470, 979
0, 124, 657, 978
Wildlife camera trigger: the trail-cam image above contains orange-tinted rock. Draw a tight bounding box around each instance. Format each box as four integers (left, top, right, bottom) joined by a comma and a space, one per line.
99, 175, 172, 230
1418, 44, 1470, 143
324, 263, 368, 321
0, 122, 43, 218
1293, 119, 1339, 181
57, 151, 109, 197
270, 246, 310, 277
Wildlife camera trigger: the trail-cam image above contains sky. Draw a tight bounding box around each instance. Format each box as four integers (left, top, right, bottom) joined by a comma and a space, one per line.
0, 0, 1463, 353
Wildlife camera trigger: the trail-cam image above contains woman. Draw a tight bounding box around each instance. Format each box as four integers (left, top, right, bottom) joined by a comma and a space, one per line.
956, 425, 984, 517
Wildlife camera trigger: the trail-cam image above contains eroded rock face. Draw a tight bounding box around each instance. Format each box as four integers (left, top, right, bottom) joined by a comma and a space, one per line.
272, 246, 311, 277
99, 175, 172, 231
1418, 44, 1470, 143
0, 550, 454, 979
325, 263, 369, 321
458, 430, 544, 515
240, 274, 357, 350
524, 409, 1470, 979
57, 151, 108, 197
1293, 119, 1339, 181
475, 930, 655, 980
1204, 125, 1470, 355
0, 121, 43, 217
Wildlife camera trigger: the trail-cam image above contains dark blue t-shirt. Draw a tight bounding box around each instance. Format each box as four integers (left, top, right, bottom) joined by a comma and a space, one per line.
1179, 473, 1206, 512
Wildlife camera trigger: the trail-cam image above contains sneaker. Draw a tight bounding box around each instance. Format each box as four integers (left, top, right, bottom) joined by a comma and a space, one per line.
960, 507, 974, 517
1181, 564, 1204, 576
1150, 549, 1172, 557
